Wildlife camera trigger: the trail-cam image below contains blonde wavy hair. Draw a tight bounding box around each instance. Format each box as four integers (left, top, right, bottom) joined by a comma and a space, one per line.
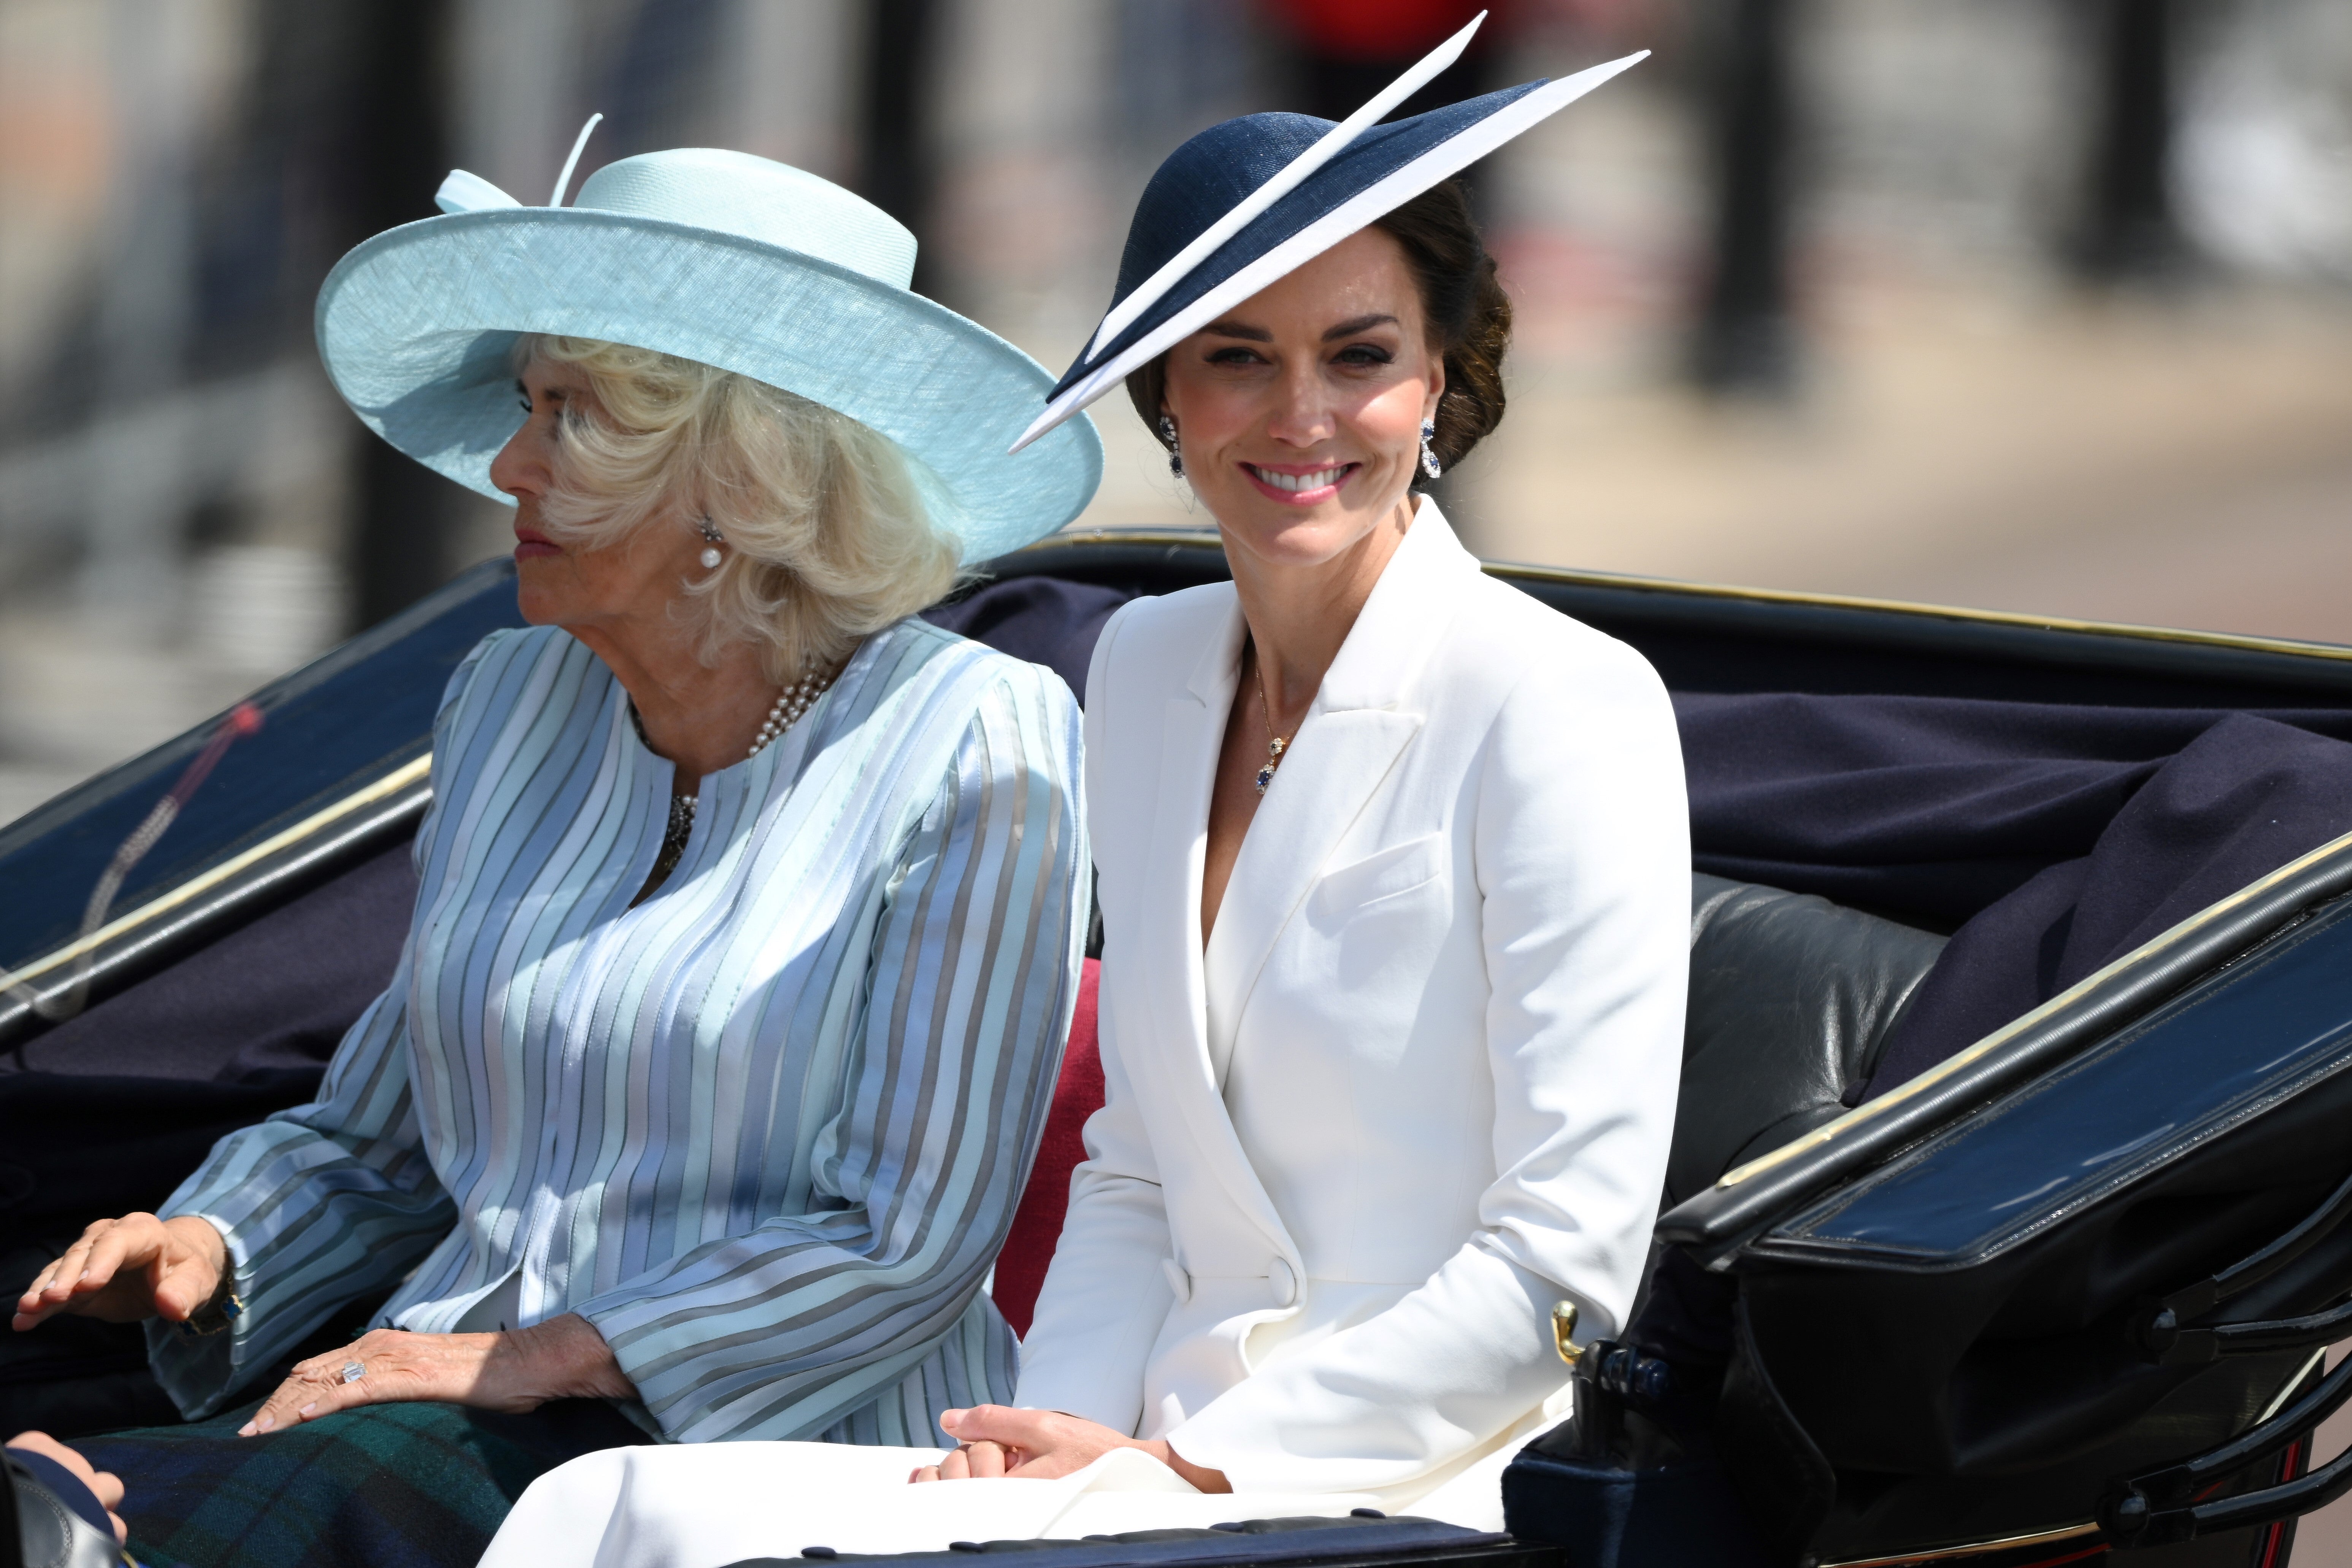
519, 333, 964, 682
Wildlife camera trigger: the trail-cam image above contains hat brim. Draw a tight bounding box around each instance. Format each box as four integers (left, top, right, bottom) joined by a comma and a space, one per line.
1016, 52, 1645, 452
316, 207, 1103, 563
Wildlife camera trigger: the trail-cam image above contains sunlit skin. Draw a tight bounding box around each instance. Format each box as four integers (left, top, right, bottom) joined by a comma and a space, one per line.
11, 1214, 634, 1439
909, 1405, 1232, 1492
914, 230, 1442, 1493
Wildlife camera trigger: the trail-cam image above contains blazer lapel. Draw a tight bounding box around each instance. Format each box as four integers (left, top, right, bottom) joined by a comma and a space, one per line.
1203, 503, 1480, 1052
1137, 594, 1297, 1254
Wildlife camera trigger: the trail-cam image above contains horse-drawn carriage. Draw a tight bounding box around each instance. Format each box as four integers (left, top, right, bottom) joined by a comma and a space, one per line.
6, 534, 2350, 1567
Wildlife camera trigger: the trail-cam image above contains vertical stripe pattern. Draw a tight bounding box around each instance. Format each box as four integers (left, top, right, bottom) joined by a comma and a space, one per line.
148, 618, 1087, 1444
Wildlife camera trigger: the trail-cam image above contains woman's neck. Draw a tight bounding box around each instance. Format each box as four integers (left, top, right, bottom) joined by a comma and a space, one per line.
1225, 493, 1416, 728
568, 623, 777, 789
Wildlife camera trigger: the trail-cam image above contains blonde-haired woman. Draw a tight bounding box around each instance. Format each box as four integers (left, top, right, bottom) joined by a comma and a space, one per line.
11, 147, 1101, 1568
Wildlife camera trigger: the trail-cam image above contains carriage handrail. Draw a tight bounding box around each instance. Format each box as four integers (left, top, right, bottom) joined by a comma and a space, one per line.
2200, 1165, 2352, 1307
2130, 1164, 2352, 1362
2101, 1349, 2352, 1547
1030, 528, 2352, 673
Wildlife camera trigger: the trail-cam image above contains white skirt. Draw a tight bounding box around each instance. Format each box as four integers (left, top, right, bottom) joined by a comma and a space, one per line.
480, 1443, 1404, 1568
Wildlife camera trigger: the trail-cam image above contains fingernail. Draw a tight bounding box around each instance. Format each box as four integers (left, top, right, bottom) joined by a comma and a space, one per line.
256, 1414, 275, 1431
301, 1404, 317, 1417
237, 1424, 256, 1437
77, 1270, 90, 1282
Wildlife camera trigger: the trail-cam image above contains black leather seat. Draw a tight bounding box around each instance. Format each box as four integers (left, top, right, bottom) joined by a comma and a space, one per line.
1665, 875, 1947, 1206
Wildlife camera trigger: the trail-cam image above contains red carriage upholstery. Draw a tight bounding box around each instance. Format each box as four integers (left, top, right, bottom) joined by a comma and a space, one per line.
992, 957, 1105, 1336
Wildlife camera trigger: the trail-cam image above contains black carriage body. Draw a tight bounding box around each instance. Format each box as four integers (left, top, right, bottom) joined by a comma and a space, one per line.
6, 535, 2352, 1567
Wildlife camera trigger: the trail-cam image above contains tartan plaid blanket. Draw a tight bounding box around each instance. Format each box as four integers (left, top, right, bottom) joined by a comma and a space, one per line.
75, 1397, 649, 1568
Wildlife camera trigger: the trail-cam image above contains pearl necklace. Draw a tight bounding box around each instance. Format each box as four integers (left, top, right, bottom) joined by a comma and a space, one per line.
631, 659, 842, 907
747, 662, 835, 759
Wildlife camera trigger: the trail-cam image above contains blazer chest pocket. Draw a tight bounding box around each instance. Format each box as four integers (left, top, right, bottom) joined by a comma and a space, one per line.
1307, 834, 1445, 930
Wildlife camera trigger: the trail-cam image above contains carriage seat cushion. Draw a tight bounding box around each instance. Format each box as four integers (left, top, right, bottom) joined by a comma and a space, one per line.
1668, 874, 1947, 1205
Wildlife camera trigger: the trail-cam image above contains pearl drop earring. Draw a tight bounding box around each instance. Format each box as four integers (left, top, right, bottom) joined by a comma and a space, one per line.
698, 516, 724, 570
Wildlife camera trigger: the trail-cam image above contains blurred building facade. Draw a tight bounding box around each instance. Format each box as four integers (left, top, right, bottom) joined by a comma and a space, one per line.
2, 0, 2351, 831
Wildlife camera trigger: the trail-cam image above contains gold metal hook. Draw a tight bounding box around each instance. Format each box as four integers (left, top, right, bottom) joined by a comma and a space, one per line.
1551, 1300, 1582, 1369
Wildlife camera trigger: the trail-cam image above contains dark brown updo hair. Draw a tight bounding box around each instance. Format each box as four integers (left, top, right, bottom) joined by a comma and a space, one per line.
1125, 178, 1512, 478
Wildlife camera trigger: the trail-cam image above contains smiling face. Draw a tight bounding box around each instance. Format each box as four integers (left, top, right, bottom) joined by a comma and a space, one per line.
489, 356, 705, 636
1159, 227, 1443, 576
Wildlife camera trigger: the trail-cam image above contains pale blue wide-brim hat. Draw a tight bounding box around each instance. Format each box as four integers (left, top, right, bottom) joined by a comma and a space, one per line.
316, 144, 1103, 563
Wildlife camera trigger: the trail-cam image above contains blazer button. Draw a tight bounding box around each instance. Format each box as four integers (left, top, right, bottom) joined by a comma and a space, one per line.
1160, 1258, 1192, 1305
1268, 1257, 1298, 1307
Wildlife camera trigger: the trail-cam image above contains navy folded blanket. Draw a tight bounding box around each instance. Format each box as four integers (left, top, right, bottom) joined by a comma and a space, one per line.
1671, 693, 2352, 1097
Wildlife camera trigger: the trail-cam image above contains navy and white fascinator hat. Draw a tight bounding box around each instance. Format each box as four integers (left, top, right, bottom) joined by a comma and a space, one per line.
316, 129, 1102, 563
1013, 14, 1646, 454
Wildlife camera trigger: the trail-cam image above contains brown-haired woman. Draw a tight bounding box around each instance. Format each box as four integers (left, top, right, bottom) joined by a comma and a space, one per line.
482, 40, 1684, 1565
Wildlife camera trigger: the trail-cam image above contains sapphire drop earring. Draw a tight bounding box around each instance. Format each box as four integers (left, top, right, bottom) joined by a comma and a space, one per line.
1159, 415, 1183, 479
1419, 418, 1443, 481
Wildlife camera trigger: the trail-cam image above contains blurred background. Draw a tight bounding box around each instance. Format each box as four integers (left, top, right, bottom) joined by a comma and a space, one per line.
0, 1, 2347, 1541
1, 0, 2350, 828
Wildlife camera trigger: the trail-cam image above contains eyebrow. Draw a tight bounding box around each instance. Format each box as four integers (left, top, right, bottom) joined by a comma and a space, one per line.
1321, 313, 1398, 341
514, 379, 567, 402
1198, 312, 1403, 345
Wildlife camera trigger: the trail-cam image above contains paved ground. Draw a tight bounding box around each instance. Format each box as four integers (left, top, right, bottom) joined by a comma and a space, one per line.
2313, 1349, 2350, 1562
1462, 283, 2352, 643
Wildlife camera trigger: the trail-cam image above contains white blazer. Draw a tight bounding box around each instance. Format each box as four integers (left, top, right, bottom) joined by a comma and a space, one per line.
1016, 505, 1690, 1511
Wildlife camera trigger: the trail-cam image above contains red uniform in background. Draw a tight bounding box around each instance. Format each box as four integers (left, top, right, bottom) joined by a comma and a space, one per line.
1257, 0, 1507, 131
1259, 0, 1496, 61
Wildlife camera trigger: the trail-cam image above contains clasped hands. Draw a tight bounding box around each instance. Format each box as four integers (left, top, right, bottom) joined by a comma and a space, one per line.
13, 1212, 633, 1436
912, 1406, 1228, 1492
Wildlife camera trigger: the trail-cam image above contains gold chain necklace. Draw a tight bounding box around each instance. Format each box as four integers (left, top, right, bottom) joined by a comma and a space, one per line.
1252, 646, 1295, 797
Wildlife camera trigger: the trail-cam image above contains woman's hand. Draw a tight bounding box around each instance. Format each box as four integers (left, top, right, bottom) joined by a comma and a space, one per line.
12, 1213, 227, 1332
8, 1430, 129, 1544
909, 1406, 1229, 1492
238, 1313, 636, 1436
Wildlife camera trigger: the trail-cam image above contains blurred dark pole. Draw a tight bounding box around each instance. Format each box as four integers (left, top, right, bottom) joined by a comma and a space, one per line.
2074, 0, 2183, 282
338, 0, 459, 628
860, 0, 944, 300
1690, 0, 1798, 396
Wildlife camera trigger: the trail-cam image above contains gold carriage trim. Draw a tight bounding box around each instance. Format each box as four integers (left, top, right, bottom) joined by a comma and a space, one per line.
1817, 1519, 2102, 1568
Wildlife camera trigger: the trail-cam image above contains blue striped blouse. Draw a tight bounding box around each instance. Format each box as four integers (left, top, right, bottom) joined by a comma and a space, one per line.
148, 617, 1088, 1443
